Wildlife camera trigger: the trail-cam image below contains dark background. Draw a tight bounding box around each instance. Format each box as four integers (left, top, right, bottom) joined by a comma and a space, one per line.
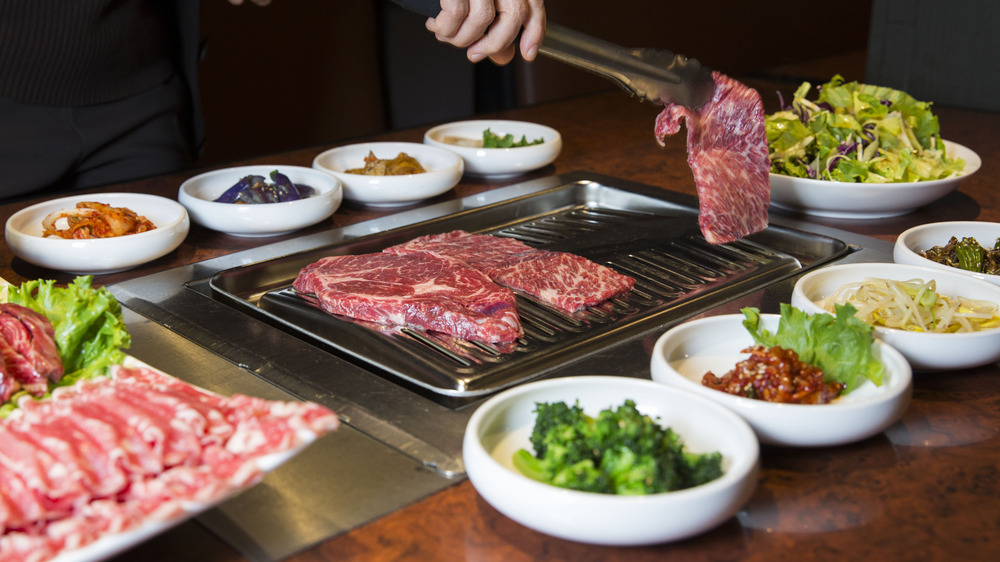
194, 0, 996, 170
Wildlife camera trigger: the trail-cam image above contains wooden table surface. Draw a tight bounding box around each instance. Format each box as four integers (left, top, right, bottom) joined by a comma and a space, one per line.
2, 79, 999, 562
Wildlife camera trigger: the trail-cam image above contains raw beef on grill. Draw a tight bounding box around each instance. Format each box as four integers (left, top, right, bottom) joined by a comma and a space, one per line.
385, 230, 636, 312
0, 364, 339, 562
654, 71, 770, 245
293, 252, 523, 343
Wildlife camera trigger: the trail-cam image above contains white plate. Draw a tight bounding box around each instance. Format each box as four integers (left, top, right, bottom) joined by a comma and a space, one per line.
769, 140, 980, 219
893, 221, 1000, 286
463, 375, 759, 546
37, 356, 330, 562
424, 119, 561, 177
178, 165, 342, 237
312, 142, 462, 207
4, 193, 189, 274
650, 314, 912, 447
791, 262, 1000, 371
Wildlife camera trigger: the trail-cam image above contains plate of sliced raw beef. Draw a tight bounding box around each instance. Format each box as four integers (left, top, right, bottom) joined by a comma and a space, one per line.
0, 357, 339, 562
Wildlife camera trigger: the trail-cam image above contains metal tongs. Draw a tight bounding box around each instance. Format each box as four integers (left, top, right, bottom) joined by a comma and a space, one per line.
539, 22, 716, 108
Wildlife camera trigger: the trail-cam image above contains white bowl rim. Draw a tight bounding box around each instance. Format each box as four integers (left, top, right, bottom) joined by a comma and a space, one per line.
792, 263, 1000, 354
312, 141, 463, 174
795, 262, 1000, 339
769, 139, 980, 189
178, 164, 341, 204
424, 119, 561, 148
895, 221, 1000, 282
650, 313, 912, 411
7, 192, 188, 239
466, 375, 760, 503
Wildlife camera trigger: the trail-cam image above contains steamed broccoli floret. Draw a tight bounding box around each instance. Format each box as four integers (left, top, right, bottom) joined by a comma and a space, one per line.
512, 399, 724, 495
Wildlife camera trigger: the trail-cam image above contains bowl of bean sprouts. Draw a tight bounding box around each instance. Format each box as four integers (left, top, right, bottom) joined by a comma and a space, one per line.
791, 262, 1000, 371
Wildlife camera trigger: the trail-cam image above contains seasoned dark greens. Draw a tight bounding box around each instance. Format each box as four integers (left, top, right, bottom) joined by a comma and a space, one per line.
512, 399, 723, 495
919, 236, 1000, 275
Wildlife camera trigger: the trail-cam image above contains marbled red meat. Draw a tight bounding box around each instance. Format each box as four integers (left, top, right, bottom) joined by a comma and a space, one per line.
293, 251, 523, 343
654, 72, 770, 244
0, 364, 339, 561
386, 230, 635, 312
0, 303, 63, 401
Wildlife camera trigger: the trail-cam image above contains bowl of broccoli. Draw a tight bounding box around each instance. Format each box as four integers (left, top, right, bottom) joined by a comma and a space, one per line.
462, 376, 759, 546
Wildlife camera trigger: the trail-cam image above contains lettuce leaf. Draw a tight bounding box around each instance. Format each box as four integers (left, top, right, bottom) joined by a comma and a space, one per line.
741, 303, 884, 393
6, 276, 130, 387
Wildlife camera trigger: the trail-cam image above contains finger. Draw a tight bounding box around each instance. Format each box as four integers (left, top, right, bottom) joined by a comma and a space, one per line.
518, 3, 546, 61
445, 0, 495, 47
424, 0, 470, 38
428, 0, 493, 46
466, 6, 522, 63
487, 45, 517, 66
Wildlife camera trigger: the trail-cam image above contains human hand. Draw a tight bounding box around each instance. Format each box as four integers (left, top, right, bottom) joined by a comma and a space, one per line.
426, 0, 546, 65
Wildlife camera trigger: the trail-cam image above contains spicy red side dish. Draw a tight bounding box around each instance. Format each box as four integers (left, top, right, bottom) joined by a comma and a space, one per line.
42, 201, 156, 240
702, 345, 844, 404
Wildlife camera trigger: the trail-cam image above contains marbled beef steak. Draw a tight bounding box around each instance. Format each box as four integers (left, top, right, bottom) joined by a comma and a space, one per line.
386, 230, 635, 312
292, 252, 523, 343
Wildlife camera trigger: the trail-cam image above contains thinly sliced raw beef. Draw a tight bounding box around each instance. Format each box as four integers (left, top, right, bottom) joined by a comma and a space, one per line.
293, 252, 523, 343
0, 303, 63, 401
0, 363, 338, 562
654, 71, 770, 244
386, 230, 635, 312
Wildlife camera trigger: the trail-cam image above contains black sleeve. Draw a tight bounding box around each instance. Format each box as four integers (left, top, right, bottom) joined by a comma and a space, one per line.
388, 0, 442, 18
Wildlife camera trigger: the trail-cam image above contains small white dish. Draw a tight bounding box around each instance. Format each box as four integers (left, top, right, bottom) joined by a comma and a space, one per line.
769, 140, 980, 219
424, 119, 561, 177
4, 193, 189, 275
178, 165, 341, 237
791, 262, 1000, 371
463, 375, 759, 546
894, 221, 1000, 286
312, 142, 462, 207
650, 314, 912, 447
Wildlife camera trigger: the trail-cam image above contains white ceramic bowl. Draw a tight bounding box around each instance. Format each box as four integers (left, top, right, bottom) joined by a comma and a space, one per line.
894, 221, 1000, 286
4, 193, 189, 275
463, 375, 759, 546
791, 262, 1000, 371
424, 119, 561, 177
312, 142, 462, 207
178, 165, 342, 237
769, 140, 980, 219
650, 314, 912, 447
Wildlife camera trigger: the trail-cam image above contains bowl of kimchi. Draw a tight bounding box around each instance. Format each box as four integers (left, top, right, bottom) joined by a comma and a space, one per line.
4, 193, 189, 275
650, 313, 912, 447
791, 262, 1000, 371
312, 142, 462, 206
893, 221, 1000, 286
